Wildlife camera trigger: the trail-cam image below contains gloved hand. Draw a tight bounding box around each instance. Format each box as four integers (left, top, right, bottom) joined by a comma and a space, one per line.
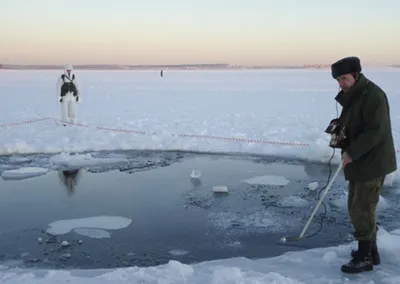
76, 96, 79, 102
59, 97, 63, 102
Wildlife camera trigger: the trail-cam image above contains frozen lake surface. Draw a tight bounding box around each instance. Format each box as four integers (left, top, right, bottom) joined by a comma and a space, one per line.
1, 68, 400, 283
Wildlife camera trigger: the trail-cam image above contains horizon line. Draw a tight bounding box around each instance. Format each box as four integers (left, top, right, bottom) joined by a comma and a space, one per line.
1, 63, 398, 69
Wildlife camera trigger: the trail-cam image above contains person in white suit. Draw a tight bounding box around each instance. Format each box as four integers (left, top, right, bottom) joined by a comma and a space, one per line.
56, 64, 80, 124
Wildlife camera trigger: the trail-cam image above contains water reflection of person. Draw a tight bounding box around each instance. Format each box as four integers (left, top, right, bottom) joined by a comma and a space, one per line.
58, 169, 82, 196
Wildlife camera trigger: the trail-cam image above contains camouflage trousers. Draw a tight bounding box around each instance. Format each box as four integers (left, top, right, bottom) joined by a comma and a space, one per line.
347, 176, 385, 241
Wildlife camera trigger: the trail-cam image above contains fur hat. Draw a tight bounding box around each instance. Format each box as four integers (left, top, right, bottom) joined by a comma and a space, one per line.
331, 57, 361, 79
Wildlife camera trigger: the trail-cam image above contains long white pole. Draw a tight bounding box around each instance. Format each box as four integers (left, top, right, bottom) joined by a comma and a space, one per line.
298, 161, 343, 239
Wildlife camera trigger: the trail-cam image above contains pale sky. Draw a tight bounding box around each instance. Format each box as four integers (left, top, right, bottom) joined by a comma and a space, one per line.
1, 0, 399, 66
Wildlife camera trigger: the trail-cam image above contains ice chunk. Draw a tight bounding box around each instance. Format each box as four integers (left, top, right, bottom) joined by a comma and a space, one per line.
60, 253, 71, 260
308, 181, 319, 191
1, 167, 49, 180
190, 169, 201, 179
212, 186, 228, 193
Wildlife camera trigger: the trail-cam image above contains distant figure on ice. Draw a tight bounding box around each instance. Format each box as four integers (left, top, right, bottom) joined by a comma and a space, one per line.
57, 64, 80, 124
160, 70, 163, 77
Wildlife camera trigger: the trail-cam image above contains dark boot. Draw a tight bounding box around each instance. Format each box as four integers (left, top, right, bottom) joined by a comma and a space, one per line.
342, 241, 373, 273
350, 240, 380, 265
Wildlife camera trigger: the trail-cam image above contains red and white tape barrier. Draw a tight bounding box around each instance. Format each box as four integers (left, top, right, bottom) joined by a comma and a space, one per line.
1, 117, 399, 152
0, 117, 51, 128
55, 119, 310, 147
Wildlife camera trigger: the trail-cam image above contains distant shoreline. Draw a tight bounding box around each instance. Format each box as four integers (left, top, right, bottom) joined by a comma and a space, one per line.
0, 64, 304, 70
0, 64, 397, 70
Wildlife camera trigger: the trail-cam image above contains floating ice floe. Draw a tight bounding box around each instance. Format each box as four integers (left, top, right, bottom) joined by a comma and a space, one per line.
1, 167, 50, 181
241, 175, 290, 186
46, 216, 132, 239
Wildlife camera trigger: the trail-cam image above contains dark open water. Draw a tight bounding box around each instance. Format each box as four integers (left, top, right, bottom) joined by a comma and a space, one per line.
0, 150, 398, 269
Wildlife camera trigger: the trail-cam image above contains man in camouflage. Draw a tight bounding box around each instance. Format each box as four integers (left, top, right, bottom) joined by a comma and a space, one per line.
330, 56, 397, 273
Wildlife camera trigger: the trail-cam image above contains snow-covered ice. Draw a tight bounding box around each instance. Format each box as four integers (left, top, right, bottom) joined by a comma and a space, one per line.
1, 68, 400, 283
46, 216, 132, 235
